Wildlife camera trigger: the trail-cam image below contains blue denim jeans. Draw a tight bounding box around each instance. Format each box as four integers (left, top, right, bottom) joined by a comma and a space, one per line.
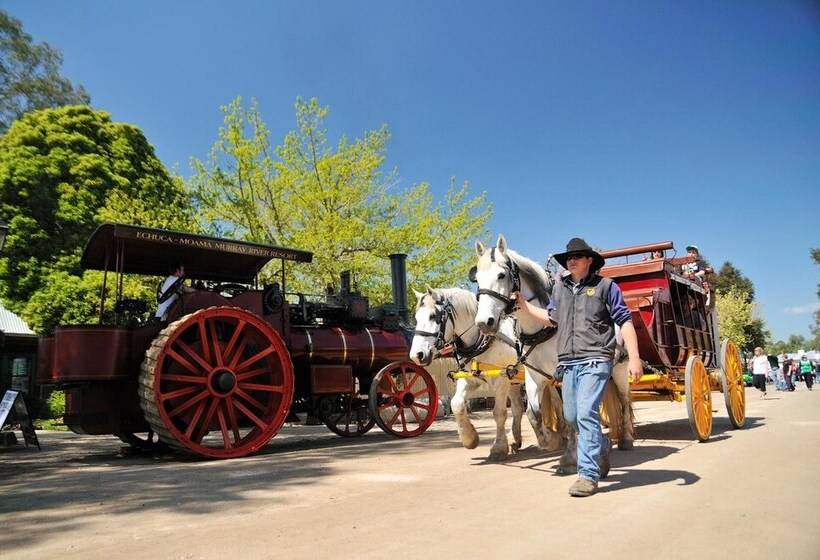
560, 359, 611, 482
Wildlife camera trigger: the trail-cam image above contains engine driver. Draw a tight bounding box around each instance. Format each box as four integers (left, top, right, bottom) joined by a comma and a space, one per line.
155, 262, 193, 321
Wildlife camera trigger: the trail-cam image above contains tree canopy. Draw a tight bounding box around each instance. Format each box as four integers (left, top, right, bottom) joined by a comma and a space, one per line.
0, 105, 195, 331
715, 287, 758, 352
0, 10, 89, 133
190, 97, 492, 303
769, 335, 809, 356
712, 262, 755, 303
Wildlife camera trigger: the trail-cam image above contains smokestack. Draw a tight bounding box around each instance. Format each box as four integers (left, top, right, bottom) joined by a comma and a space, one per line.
389, 254, 408, 321
340, 271, 351, 294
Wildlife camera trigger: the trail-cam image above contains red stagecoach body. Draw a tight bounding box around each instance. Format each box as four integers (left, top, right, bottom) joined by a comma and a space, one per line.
599, 241, 717, 372
598, 241, 745, 442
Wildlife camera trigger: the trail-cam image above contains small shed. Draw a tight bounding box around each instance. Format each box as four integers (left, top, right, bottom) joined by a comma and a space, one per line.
0, 304, 37, 395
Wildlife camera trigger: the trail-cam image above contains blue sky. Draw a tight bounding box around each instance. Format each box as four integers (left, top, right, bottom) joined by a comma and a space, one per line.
5, 1, 819, 341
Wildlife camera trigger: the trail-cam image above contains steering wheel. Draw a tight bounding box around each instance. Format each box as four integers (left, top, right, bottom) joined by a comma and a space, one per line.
213, 283, 249, 297
157, 276, 186, 304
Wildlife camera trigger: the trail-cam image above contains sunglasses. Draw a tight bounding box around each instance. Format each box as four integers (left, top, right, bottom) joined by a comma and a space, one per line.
566, 253, 588, 261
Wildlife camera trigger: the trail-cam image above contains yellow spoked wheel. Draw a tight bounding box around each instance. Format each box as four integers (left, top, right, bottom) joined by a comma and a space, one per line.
685, 356, 712, 442
720, 339, 746, 429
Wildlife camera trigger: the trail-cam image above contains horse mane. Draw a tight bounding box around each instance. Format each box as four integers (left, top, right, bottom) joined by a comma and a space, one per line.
418, 287, 477, 320
506, 249, 552, 305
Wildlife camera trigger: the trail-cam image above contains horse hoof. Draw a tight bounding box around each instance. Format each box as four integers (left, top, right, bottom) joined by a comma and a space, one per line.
510, 442, 521, 453
555, 465, 577, 476
618, 439, 634, 451
463, 436, 479, 450
488, 449, 509, 461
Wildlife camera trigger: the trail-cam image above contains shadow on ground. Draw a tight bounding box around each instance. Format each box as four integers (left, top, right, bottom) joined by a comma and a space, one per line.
0, 418, 464, 549
634, 415, 764, 442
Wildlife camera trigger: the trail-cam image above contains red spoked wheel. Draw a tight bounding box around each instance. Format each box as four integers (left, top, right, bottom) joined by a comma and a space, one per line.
369, 361, 438, 438
139, 307, 294, 458
320, 394, 376, 437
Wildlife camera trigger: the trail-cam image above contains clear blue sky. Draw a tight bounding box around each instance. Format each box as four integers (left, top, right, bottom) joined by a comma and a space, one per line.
5, 1, 820, 341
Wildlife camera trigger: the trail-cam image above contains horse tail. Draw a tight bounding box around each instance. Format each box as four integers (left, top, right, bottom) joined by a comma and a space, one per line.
600, 379, 623, 441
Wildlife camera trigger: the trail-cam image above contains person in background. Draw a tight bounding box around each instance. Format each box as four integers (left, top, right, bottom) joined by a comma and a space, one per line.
782, 354, 795, 392
769, 358, 785, 391
799, 355, 813, 391
750, 347, 770, 398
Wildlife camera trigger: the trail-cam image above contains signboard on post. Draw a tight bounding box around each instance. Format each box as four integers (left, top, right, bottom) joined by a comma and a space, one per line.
0, 390, 40, 450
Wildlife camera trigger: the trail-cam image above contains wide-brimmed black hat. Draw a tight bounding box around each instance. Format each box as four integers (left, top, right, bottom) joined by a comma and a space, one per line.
553, 238, 605, 271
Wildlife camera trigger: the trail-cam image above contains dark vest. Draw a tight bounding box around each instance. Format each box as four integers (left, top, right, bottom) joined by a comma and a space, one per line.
553, 273, 616, 362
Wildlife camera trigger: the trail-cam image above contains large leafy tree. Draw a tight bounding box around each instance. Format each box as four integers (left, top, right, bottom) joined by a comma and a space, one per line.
710, 261, 767, 351
0, 10, 89, 133
715, 287, 756, 352
0, 105, 195, 331
712, 262, 755, 303
190, 97, 492, 303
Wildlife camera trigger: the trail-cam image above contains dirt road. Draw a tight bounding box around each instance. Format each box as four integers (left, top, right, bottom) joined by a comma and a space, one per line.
2, 388, 819, 559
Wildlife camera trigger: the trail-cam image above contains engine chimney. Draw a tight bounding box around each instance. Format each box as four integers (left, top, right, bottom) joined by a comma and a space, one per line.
389, 253, 408, 321
340, 270, 351, 295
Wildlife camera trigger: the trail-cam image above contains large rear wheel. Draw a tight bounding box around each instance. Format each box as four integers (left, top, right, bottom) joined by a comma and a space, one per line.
139, 307, 294, 458
720, 339, 746, 429
685, 355, 712, 442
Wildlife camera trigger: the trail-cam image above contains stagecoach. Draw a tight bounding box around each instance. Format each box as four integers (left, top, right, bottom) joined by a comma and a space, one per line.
35, 223, 438, 458
599, 241, 745, 441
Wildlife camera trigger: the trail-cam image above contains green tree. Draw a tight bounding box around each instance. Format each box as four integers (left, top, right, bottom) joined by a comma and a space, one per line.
710, 261, 768, 349
0, 10, 89, 132
712, 262, 755, 303
770, 334, 809, 356
190, 97, 492, 303
715, 287, 757, 351
0, 105, 195, 332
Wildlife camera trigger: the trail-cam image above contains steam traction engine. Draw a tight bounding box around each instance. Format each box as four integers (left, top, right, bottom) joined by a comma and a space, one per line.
36, 223, 438, 458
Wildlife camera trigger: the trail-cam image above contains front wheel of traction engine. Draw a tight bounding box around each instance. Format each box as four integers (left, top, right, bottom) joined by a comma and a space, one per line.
369, 361, 438, 438
139, 307, 295, 458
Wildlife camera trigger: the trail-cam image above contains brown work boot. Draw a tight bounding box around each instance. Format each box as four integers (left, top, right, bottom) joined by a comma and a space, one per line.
599, 436, 611, 480
569, 477, 598, 497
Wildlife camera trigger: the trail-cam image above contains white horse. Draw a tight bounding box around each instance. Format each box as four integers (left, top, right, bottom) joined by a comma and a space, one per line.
473, 235, 634, 472
410, 286, 526, 460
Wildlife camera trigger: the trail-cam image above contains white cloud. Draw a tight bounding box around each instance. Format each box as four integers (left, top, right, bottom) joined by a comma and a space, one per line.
783, 303, 820, 315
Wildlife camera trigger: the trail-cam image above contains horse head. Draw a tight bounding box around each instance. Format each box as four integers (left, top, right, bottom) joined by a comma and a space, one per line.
473, 234, 520, 334
410, 286, 451, 366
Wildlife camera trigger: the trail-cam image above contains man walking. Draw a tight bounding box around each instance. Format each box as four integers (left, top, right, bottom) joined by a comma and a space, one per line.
514, 238, 642, 497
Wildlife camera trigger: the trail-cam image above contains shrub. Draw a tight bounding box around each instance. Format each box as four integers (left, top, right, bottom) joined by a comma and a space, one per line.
45, 390, 65, 419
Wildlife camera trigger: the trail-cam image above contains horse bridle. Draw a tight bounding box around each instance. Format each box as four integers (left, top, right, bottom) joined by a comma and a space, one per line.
475, 247, 521, 315
412, 296, 456, 350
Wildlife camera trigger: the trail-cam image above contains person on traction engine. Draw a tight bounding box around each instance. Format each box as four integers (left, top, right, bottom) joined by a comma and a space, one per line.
155, 262, 193, 321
